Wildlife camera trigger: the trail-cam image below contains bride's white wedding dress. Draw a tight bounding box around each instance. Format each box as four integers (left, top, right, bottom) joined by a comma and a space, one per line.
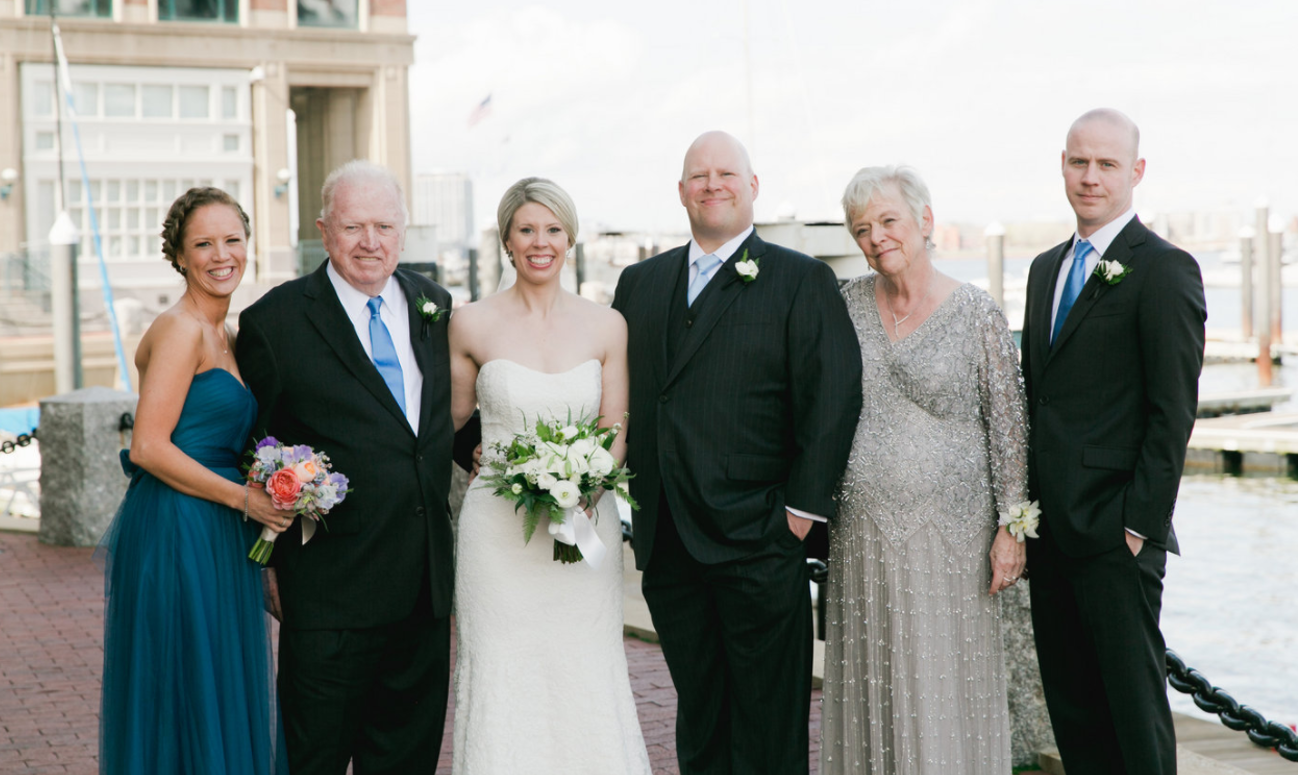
452, 358, 651, 774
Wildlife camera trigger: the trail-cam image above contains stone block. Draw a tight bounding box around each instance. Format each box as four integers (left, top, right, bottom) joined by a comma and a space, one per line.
1001, 580, 1057, 767
38, 387, 137, 547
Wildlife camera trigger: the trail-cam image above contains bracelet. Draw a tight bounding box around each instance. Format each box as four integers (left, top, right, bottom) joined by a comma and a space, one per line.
997, 500, 1041, 543
243, 483, 250, 523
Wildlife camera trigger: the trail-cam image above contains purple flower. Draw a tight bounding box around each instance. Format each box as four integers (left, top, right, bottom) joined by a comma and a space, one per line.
255, 436, 280, 450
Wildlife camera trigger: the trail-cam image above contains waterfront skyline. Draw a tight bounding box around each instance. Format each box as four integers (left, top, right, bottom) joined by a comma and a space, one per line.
408, 0, 1298, 237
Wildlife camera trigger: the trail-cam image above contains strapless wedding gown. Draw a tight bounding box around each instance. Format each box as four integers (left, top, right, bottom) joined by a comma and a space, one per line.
452, 359, 651, 774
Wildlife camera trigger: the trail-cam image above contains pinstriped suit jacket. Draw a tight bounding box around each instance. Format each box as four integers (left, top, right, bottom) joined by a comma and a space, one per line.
612, 231, 862, 569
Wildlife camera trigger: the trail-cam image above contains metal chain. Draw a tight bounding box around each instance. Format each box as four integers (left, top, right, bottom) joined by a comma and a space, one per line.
1166, 649, 1298, 761
0, 429, 37, 455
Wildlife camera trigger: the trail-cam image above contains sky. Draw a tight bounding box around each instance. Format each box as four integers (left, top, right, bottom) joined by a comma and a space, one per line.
407, 0, 1298, 236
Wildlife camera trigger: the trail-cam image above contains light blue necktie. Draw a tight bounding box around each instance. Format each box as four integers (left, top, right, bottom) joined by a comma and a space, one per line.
687, 254, 722, 306
1051, 239, 1093, 346
367, 296, 406, 413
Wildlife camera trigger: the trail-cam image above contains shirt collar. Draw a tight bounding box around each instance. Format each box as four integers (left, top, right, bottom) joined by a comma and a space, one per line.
687, 225, 755, 265
326, 260, 401, 313
1075, 206, 1137, 257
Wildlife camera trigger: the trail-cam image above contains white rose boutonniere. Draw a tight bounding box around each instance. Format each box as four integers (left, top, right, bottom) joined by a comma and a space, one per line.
1093, 260, 1132, 285
416, 294, 447, 323
734, 249, 759, 284
998, 500, 1041, 543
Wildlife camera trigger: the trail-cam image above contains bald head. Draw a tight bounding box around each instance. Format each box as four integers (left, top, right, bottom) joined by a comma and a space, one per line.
1067, 108, 1140, 164
678, 131, 759, 252
681, 131, 754, 181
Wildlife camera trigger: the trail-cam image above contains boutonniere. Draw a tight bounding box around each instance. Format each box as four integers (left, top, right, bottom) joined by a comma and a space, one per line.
416, 294, 447, 341
734, 249, 759, 284
1093, 260, 1131, 285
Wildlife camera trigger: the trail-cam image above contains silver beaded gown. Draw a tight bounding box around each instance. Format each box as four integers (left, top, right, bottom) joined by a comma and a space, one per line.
821, 276, 1028, 774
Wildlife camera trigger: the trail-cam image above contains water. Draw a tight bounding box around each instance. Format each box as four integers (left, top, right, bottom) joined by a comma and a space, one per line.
1164, 474, 1298, 725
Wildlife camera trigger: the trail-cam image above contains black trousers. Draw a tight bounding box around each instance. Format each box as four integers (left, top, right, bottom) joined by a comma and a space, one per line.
1028, 533, 1176, 775
642, 493, 812, 775
278, 585, 450, 775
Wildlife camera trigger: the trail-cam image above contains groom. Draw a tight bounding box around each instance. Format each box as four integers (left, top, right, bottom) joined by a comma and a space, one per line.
613, 131, 861, 773
1020, 109, 1206, 775
237, 160, 456, 774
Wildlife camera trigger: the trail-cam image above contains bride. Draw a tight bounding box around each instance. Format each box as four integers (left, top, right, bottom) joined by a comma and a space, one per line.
448, 177, 651, 773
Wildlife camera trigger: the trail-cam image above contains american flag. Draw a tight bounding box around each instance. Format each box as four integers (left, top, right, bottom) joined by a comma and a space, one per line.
467, 94, 492, 127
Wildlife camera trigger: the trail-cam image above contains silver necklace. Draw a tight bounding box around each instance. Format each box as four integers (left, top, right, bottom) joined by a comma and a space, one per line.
883, 277, 934, 336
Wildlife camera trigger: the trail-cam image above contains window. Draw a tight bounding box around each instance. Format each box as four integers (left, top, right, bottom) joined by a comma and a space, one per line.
31, 81, 54, 117
104, 84, 135, 117
221, 86, 237, 120
142, 85, 173, 118
179, 85, 209, 119
73, 83, 98, 116
222, 134, 239, 152
25, 0, 111, 18
298, 0, 357, 29
158, 0, 237, 23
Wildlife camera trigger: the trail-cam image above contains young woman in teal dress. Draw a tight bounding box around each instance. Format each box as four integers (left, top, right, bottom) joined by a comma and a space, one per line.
97, 188, 294, 774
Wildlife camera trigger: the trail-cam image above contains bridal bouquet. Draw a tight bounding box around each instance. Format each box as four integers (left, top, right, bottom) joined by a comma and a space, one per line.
479, 413, 637, 568
244, 437, 350, 564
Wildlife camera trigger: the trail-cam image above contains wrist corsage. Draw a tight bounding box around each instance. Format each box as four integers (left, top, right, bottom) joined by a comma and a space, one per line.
998, 500, 1041, 542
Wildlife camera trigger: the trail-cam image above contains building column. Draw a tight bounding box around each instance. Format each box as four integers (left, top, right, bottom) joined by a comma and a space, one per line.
250, 60, 296, 283
0, 52, 23, 255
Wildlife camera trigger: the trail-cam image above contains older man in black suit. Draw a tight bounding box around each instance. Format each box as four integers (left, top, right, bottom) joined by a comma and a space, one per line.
237, 160, 455, 775
612, 131, 862, 774
1020, 109, 1206, 775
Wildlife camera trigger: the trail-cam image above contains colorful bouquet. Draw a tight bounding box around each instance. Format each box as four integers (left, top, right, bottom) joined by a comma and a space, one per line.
479, 413, 637, 567
245, 437, 349, 564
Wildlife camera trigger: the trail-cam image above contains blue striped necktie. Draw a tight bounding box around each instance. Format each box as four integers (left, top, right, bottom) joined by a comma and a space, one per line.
367, 296, 406, 412
1051, 239, 1093, 346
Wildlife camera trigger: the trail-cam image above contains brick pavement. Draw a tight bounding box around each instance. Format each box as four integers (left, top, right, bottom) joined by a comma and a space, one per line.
0, 531, 823, 774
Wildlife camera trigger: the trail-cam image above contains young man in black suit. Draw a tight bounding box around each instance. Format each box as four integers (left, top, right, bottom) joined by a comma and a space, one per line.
237, 160, 455, 775
612, 131, 862, 774
1020, 109, 1206, 775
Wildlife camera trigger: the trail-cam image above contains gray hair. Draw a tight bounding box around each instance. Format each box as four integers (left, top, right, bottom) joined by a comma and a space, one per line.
497, 177, 579, 249
841, 165, 932, 231
320, 159, 409, 228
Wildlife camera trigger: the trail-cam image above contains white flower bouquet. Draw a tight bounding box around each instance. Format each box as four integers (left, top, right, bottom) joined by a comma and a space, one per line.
479, 413, 637, 566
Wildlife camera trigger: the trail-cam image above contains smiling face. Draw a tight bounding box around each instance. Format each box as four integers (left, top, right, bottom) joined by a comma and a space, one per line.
678, 132, 758, 252
848, 184, 933, 279
1062, 116, 1145, 238
504, 201, 569, 285
318, 178, 405, 296
177, 203, 247, 298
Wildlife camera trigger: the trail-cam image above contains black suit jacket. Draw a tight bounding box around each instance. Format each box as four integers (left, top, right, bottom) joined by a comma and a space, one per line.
1021, 217, 1205, 557
612, 232, 862, 569
236, 263, 456, 629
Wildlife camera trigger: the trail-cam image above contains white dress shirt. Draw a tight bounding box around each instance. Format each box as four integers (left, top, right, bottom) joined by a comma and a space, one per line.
1049, 206, 1137, 331
686, 226, 754, 291
327, 261, 423, 432
684, 225, 823, 525
1048, 206, 1144, 538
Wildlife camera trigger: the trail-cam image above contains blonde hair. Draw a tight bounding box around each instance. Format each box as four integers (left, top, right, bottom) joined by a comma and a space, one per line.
496, 177, 579, 249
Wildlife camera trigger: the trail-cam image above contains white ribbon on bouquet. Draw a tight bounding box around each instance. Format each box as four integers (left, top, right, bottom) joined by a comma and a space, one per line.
548, 505, 607, 570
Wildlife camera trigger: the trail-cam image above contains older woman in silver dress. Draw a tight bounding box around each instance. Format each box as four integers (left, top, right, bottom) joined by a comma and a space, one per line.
820, 166, 1034, 773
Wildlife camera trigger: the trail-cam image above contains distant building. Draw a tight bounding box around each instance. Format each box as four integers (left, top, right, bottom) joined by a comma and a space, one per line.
412, 172, 474, 253
0, 0, 414, 311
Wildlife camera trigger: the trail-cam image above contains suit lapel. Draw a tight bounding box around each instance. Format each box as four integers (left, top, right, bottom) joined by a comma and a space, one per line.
662, 233, 762, 389
303, 263, 413, 434
1048, 218, 1147, 358
652, 247, 688, 389
395, 270, 437, 440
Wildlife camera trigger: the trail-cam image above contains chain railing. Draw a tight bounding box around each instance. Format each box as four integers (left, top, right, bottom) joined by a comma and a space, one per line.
1166, 649, 1298, 762
0, 429, 37, 455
